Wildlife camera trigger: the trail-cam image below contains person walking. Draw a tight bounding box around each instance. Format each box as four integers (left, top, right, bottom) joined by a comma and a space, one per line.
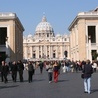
10, 61, 18, 82
0, 61, 5, 82
39, 61, 44, 74
1, 61, 9, 83
46, 61, 53, 83
53, 61, 59, 83
82, 60, 93, 94
28, 61, 34, 83
17, 60, 24, 82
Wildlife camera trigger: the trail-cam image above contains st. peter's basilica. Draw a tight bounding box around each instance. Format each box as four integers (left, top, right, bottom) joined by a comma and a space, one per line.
23, 16, 70, 61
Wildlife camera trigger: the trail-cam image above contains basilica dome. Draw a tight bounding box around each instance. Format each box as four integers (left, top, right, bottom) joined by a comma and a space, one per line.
34, 16, 55, 38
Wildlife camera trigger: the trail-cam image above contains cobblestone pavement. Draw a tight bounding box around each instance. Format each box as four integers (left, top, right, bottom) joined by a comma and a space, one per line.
0, 68, 98, 98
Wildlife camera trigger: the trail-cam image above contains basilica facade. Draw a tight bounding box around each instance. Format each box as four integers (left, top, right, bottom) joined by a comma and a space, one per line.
23, 16, 70, 61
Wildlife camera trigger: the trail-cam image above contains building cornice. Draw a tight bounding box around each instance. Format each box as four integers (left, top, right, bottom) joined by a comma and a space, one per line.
0, 12, 24, 31
68, 11, 98, 31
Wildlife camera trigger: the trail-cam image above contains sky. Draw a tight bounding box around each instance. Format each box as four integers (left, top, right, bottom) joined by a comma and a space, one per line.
0, 0, 98, 36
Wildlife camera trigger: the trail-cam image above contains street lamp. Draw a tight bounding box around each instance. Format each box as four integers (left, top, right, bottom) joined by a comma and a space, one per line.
88, 35, 92, 62
5, 37, 8, 55
5, 37, 10, 63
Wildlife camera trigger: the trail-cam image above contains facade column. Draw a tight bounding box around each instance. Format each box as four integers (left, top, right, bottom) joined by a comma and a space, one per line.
67, 45, 70, 59
38, 46, 39, 59
96, 25, 98, 56
46, 45, 47, 58
49, 45, 50, 58
41, 46, 42, 58
26, 45, 28, 60
51, 46, 52, 58
30, 46, 32, 59
61, 44, 63, 59
96, 25, 98, 44
73, 29, 75, 47
71, 29, 73, 48
63, 46, 64, 59
36, 46, 39, 59
75, 25, 78, 45
56, 45, 58, 58
74, 28, 76, 47
35, 46, 37, 59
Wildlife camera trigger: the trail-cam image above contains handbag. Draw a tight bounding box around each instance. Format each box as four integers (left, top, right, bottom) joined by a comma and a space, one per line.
81, 73, 84, 79
46, 68, 49, 71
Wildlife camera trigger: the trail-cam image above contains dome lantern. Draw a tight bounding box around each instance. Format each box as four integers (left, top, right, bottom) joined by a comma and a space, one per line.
42, 16, 47, 22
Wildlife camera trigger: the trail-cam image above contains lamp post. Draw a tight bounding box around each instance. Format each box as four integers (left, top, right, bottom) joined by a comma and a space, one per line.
5, 37, 10, 63
88, 36, 92, 62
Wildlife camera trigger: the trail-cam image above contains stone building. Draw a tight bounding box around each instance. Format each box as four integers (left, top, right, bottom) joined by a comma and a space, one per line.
23, 16, 70, 61
68, 7, 98, 61
0, 13, 24, 63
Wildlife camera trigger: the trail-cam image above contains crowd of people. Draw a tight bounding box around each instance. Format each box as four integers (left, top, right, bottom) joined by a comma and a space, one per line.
0, 60, 24, 83
0, 59, 98, 94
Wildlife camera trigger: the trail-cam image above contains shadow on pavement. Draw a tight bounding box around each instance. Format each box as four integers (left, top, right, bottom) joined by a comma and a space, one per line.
91, 89, 98, 93
33, 79, 45, 82
58, 79, 69, 82
0, 85, 19, 89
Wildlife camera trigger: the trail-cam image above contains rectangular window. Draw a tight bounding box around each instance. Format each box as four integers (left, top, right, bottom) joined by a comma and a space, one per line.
53, 53, 55, 58
88, 26, 96, 43
33, 54, 36, 58
0, 27, 7, 45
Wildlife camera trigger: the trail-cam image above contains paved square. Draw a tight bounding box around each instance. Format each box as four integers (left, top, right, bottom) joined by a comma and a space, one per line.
0, 68, 98, 98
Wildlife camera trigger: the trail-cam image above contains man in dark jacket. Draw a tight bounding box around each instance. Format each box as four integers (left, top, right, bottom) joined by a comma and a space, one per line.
39, 61, 44, 74
17, 60, 24, 82
82, 60, 93, 94
11, 61, 18, 82
0, 61, 9, 83
0, 61, 5, 82
28, 61, 34, 83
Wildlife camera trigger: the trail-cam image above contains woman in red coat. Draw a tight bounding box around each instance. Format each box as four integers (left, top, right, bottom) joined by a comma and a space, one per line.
53, 61, 59, 83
